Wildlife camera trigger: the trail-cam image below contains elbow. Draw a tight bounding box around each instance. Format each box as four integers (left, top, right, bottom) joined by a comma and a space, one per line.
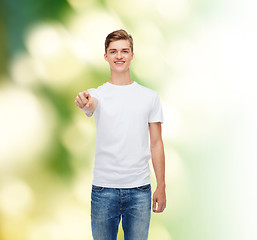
150, 139, 163, 150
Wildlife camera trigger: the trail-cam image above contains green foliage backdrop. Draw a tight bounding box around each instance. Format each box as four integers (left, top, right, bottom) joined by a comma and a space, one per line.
0, 0, 256, 239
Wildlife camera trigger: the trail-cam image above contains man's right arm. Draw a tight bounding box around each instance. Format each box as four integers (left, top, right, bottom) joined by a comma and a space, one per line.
74, 91, 98, 117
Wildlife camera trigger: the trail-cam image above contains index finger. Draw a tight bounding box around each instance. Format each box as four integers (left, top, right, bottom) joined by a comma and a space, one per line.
152, 198, 157, 212
83, 91, 90, 99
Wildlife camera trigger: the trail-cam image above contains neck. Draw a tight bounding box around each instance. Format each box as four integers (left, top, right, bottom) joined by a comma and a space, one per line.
109, 70, 133, 85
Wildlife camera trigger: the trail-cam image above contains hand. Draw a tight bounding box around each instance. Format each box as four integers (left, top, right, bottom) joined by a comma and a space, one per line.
74, 91, 93, 110
152, 187, 166, 213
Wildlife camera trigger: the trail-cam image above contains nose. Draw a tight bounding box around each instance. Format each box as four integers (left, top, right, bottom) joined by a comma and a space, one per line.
116, 51, 122, 59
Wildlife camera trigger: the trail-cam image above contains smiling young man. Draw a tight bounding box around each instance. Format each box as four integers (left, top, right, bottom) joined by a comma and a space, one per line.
75, 29, 166, 240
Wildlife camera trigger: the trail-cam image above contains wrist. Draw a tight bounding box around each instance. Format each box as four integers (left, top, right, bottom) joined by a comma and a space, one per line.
82, 106, 93, 115
156, 182, 166, 190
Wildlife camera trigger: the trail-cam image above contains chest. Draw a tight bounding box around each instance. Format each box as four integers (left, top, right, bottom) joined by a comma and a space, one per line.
99, 92, 152, 120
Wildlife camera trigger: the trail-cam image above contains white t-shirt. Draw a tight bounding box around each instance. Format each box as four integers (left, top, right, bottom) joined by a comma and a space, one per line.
83, 81, 164, 188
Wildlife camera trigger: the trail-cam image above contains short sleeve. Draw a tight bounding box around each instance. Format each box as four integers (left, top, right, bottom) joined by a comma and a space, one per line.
148, 93, 164, 124
82, 88, 99, 117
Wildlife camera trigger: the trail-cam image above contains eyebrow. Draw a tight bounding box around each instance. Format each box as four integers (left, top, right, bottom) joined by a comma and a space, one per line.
108, 48, 130, 51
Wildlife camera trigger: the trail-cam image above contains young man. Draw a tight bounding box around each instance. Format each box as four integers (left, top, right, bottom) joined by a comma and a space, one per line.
75, 29, 166, 240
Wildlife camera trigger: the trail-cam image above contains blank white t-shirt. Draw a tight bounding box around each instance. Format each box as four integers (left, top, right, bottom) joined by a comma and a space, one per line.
84, 81, 164, 188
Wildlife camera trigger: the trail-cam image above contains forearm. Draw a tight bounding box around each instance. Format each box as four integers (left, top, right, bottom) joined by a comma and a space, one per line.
151, 140, 166, 189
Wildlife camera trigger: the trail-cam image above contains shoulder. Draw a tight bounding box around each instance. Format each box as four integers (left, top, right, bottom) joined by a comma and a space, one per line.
135, 82, 158, 97
97, 82, 108, 90
87, 82, 107, 95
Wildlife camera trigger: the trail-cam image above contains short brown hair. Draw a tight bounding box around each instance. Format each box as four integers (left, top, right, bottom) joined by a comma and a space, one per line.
105, 29, 133, 53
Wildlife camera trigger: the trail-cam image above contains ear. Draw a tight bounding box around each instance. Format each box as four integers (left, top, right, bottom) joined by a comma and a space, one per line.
104, 53, 108, 61
131, 52, 134, 59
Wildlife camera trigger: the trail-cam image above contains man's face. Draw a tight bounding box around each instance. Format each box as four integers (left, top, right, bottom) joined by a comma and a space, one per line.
104, 40, 134, 73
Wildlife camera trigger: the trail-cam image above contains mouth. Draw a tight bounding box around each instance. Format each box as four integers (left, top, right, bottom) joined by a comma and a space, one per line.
114, 61, 125, 65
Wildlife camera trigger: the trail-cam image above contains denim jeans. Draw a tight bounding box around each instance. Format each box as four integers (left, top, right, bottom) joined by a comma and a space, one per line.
91, 184, 152, 240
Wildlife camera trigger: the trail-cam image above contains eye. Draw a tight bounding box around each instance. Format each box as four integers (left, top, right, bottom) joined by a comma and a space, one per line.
123, 50, 129, 53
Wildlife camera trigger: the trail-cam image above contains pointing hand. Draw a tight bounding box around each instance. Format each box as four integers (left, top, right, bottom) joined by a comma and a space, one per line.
75, 91, 93, 110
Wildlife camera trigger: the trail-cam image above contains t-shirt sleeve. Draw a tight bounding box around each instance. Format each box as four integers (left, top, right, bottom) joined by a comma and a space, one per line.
148, 92, 164, 124
82, 88, 99, 117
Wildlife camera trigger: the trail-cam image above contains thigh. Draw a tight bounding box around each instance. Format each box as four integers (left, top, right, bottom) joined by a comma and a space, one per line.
122, 184, 152, 240
91, 185, 121, 240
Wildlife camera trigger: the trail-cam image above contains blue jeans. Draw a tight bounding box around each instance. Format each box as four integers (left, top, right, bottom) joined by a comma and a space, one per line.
91, 184, 152, 240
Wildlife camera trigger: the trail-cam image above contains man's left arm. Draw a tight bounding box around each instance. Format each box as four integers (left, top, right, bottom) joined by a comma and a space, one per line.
149, 122, 166, 213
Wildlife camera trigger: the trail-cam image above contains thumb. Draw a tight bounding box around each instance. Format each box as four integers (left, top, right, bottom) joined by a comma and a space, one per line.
86, 97, 93, 107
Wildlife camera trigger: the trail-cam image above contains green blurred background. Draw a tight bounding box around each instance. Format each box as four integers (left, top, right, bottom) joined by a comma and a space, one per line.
0, 0, 256, 239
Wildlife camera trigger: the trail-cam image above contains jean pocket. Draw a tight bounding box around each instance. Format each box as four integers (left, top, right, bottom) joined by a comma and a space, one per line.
136, 184, 151, 192
92, 185, 104, 192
